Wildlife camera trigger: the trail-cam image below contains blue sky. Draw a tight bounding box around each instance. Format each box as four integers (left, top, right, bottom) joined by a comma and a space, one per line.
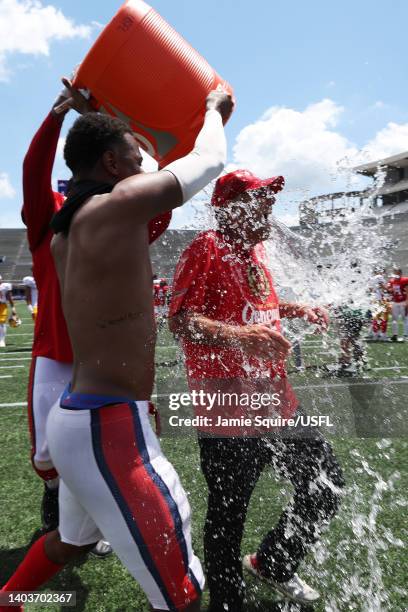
1, 0, 408, 228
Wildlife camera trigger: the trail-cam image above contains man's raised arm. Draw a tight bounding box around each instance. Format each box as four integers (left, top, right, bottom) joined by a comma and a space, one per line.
110, 91, 233, 222
22, 97, 66, 249
22, 78, 93, 250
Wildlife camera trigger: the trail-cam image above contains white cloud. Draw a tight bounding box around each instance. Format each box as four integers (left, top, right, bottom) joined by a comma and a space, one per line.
230, 99, 362, 199
0, 0, 91, 80
363, 121, 408, 160
0, 172, 15, 198
229, 99, 408, 207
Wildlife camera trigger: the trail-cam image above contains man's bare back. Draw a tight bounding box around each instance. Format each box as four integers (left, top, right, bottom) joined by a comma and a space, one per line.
50, 90, 232, 401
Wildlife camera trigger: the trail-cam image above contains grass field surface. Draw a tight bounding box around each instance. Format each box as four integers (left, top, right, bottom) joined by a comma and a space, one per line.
0, 303, 407, 611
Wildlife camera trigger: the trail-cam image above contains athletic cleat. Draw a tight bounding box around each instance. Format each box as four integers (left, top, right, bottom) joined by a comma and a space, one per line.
41, 483, 59, 532
391, 335, 398, 342
243, 553, 320, 604
89, 540, 113, 558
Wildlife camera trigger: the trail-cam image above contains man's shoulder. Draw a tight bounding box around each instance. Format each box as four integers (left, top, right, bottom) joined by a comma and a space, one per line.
69, 192, 113, 230
173, 232, 219, 283
182, 230, 218, 257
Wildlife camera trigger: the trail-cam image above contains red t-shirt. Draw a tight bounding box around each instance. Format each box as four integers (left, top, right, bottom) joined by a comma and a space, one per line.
23, 112, 172, 363
169, 231, 298, 428
388, 277, 408, 303
154, 286, 169, 306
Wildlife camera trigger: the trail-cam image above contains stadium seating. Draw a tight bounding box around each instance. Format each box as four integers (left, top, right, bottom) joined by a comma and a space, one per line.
1, 210, 408, 287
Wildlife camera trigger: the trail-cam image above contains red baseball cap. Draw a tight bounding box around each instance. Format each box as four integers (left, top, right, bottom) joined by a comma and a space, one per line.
211, 169, 285, 207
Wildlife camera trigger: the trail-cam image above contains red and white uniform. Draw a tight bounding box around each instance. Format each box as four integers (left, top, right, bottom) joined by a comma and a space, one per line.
154, 281, 169, 317
169, 231, 298, 435
388, 276, 408, 303
23, 112, 172, 480
387, 276, 408, 337
46, 390, 203, 610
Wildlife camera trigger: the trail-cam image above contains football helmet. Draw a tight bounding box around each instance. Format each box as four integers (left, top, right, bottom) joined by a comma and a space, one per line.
8, 315, 22, 328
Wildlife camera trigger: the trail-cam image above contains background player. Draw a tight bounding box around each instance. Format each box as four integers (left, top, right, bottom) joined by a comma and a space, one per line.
387, 267, 408, 341
154, 278, 170, 325
22, 271, 38, 321
368, 268, 390, 341
0, 275, 17, 347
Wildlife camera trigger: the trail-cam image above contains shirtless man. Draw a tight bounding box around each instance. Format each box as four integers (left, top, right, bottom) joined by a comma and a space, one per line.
22, 82, 113, 555
0, 90, 232, 612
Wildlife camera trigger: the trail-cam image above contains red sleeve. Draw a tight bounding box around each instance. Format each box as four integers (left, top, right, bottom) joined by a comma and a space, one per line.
22, 112, 65, 251
148, 211, 172, 244
169, 233, 213, 317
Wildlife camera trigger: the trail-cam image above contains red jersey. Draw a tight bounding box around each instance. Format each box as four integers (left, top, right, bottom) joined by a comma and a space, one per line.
388, 277, 408, 303
23, 112, 172, 363
169, 231, 298, 425
154, 283, 169, 306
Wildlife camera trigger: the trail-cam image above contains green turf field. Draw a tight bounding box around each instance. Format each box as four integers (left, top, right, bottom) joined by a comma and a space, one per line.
0, 303, 407, 611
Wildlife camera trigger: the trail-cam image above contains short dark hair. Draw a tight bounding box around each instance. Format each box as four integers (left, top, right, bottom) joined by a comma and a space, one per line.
64, 113, 133, 174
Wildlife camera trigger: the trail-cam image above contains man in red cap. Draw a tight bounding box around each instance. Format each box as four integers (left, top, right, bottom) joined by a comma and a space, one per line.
169, 170, 344, 611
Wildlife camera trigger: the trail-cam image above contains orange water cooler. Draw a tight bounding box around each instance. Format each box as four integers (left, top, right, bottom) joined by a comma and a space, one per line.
74, 0, 234, 166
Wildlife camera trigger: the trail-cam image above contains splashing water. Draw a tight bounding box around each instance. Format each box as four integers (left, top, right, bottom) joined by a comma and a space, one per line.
164, 172, 406, 611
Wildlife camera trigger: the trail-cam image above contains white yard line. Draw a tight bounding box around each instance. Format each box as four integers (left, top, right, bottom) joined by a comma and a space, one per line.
156, 345, 179, 350
293, 379, 408, 390
0, 402, 27, 408
6, 333, 34, 337
372, 366, 408, 371
0, 365, 25, 369
0, 375, 13, 379
0, 357, 32, 362
0, 351, 32, 356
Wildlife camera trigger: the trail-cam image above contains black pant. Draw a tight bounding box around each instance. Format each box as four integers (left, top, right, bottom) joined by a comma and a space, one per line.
199, 430, 345, 612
